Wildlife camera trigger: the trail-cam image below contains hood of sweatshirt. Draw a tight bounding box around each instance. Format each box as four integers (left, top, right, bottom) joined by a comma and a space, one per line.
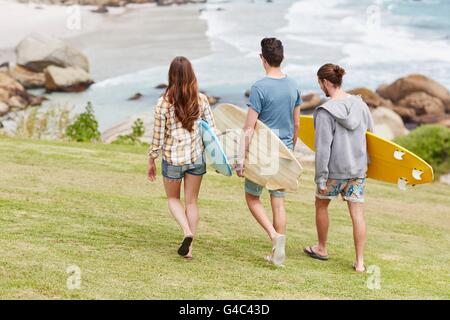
317, 95, 366, 131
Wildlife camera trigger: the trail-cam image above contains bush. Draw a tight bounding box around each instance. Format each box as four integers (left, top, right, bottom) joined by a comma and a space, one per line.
395, 125, 450, 176
66, 102, 101, 142
112, 118, 147, 146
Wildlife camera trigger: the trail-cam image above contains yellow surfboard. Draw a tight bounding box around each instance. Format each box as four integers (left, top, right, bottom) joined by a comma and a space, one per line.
214, 104, 303, 192
299, 115, 434, 187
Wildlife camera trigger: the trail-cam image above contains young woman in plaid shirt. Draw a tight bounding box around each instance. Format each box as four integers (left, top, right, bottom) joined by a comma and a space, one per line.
147, 56, 217, 259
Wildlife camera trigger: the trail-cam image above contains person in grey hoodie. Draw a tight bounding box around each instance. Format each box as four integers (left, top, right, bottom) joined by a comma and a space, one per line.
303, 63, 374, 273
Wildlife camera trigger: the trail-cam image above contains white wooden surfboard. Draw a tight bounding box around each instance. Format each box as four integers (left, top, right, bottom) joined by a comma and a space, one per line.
214, 103, 303, 192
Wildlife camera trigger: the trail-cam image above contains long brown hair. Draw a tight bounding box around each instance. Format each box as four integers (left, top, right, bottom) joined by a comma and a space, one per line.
164, 56, 200, 132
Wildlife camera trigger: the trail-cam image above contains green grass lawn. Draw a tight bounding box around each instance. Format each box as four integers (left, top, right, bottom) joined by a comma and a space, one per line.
0, 136, 449, 299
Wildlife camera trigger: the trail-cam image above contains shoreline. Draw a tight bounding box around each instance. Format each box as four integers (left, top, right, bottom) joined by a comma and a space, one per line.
0, 1, 211, 80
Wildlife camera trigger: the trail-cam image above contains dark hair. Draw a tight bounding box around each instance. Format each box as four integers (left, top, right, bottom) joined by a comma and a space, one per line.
261, 37, 284, 67
317, 63, 346, 87
164, 56, 200, 132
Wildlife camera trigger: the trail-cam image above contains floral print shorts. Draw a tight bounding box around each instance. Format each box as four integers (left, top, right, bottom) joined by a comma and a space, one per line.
316, 178, 366, 203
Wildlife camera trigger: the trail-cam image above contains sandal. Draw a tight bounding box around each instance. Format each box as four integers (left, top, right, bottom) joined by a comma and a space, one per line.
352, 262, 366, 273
177, 236, 193, 257
303, 246, 329, 261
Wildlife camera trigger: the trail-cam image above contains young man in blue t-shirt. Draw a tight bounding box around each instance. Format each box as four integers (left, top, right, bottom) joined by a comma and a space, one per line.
236, 38, 302, 266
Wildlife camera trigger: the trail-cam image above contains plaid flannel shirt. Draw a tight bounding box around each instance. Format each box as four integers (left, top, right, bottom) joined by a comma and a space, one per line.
147, 93, 217, 165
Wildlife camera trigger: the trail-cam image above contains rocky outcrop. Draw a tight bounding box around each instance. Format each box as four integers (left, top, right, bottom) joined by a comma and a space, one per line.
377, 74, 450, 111
398, 92, 446, 124
371, 107, 408, 140
92, 5, 109, 13
16, 33, 90, 73
128, 92, 143, 100
0, 102, 9, 116
206, 95, 220, 105
348, 87, 394, 109
8, 65, 45, 89
349, 84, 450, 125
0, 72, 45, 113
299, 93, 322, 111
44, 65, 94, 93
155, 83, 168, 89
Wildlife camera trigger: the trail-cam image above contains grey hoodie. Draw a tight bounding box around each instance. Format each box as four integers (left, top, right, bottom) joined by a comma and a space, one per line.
314, 95, 374, 189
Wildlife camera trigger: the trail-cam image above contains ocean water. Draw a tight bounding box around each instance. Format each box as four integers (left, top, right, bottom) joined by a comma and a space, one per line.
43, 0, 450, 131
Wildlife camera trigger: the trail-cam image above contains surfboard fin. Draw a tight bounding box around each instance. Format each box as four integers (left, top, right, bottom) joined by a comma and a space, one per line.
412, 169, 423, 181
394, 150, 405, 160
397, 177, 408, 191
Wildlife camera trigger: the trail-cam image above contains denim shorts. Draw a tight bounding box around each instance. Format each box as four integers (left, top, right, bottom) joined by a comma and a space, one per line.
316, 178, 365, 203
245, 179, 286, 198
161, 159, 206, 181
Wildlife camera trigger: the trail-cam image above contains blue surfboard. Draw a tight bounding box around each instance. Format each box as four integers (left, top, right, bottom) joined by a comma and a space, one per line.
200, 120, 233, 177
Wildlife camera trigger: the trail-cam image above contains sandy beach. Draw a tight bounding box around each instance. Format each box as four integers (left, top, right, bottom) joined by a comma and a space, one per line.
0, 1, 211, 80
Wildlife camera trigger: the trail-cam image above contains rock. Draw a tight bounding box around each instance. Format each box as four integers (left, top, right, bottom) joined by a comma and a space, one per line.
16, 33, 90, 73
412, 113, 445, 125
390, 105, 416, 121
9, 65, 46, 89
0, 62, 9, 72
128, 92, 143, 101
398, 92, 445, 117
299, 93, 322, 111
376, 74, 450, 110
92, 5, 108, 13
371, 107, 408, 140
0, 101, 9, 116
44, 65, 94, 93
440, 173, 450, 185
348, 87, 394, 109
0, 72, 44, 112
102, 111, 155, 144
207, 95, 220, 105
155, 83, 168, 89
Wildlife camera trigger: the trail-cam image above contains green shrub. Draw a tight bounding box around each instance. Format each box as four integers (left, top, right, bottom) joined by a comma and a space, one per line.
66, 102, 100, 142
395, 125, 450, 176
113, 118, 147, 146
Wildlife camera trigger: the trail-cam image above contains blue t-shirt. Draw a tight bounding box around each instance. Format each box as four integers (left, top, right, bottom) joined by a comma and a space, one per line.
247, 76, 302, 149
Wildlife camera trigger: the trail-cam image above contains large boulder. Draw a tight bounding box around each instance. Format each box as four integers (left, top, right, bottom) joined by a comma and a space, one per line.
0, 72, 45, 112
15, 33, 90, 73
300, 93, 322, 111
9, 65, 45, 89
348, 87, 394, 109
44, 65, 94, 93
376, 74, 450, 110
371, 107, 408, 140
390, 105, 416, 121
0, 101, 9, 116
398, 92, 446, 117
